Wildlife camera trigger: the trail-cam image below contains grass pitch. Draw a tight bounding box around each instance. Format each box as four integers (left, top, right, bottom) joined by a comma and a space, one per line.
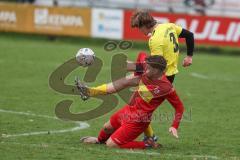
0, 33, 239, 160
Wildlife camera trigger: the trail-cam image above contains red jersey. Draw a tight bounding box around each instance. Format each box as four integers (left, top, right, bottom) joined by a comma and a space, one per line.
129, 51, 185, 129
130, 74, 173, 114
127, 73, 183, 129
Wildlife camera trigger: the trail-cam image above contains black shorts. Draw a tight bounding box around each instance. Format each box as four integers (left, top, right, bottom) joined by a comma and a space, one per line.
166, 75, 175, 84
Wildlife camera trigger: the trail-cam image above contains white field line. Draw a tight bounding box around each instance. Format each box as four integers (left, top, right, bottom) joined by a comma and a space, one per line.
1, 141, 222, 160
116, 150, 220, 159
190, 72, 237, 82
0, 109, 58, 119
0, 109, 90, 138
190, 72, 210, 79
1, 110, 236, 160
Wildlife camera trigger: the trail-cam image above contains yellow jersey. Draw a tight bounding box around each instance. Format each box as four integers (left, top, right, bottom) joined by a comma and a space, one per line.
149, 23, 182, 76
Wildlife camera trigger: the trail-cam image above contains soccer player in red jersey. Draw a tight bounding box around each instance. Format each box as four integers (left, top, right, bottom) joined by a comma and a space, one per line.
128, 10, 194, 141
77, 55, 184, 149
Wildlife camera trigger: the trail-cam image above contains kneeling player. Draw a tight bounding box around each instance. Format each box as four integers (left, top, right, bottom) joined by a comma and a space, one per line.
77, 55, 184, 149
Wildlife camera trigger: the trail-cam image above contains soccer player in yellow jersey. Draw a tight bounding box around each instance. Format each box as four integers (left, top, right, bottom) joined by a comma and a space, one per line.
130, 10, 194, 142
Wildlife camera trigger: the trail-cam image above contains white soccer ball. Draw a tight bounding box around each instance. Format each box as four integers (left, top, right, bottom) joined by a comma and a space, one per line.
76, 48, 95, 67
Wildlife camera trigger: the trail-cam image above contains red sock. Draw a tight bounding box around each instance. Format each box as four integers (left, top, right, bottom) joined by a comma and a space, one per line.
119, 141, 146, 149
97, 129, 111, 143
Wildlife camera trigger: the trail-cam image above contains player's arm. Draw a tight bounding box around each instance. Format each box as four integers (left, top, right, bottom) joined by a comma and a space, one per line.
166, 90, 185, 138
76, 74, 140, 99
179, 28, 194, 57
173, 23, 194, 67
179, 28, 194, 67
102, 74, 140, 94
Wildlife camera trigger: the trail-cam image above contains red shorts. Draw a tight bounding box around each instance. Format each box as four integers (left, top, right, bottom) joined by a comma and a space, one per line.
109, 105, 150, 145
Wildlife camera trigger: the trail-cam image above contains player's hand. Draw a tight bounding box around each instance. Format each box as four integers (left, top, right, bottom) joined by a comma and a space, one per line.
75, 76, 90, 101
169, 127, 178, 138
182, 56, 192, 67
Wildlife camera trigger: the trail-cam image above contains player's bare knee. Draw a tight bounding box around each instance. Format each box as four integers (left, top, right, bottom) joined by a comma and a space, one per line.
106, 138, 118, 148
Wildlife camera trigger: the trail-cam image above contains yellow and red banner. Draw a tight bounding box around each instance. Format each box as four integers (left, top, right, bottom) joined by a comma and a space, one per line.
0, 2, 239, 48
0, 2, 91, 36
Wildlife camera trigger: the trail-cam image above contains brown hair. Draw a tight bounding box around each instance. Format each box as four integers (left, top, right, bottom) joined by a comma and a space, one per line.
131, 10, 157, 29
145, 55, 167, 73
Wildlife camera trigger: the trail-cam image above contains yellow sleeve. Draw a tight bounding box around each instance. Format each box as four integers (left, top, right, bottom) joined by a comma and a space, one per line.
172, 23, 183, 36
148, 37, 164, 56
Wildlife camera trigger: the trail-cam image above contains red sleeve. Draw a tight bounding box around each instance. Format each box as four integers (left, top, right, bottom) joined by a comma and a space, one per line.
166, 90, 185, 129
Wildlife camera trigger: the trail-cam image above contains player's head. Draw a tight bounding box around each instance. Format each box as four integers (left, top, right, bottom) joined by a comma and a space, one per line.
145, 55, 167, 78
131, 10, 157, 36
